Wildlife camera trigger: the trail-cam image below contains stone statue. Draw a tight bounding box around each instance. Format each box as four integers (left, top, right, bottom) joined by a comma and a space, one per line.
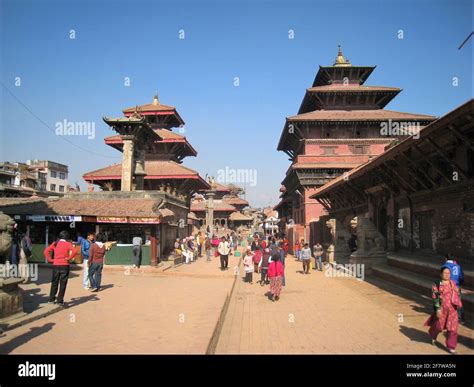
326, 218, 351, 262
0, 212, 15, 265
207, 176, 217, 189
354, 217, 386, 255
0, 212, 25, 321
349, 215, 387, 273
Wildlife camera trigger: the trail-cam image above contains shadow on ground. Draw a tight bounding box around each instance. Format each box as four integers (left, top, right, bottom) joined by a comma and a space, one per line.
0, 322, 56, 354
399, 325, 474, 352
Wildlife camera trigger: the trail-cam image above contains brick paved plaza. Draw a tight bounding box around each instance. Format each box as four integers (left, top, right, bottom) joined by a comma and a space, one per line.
0, 255, 240, 354
1, 249, 472, 354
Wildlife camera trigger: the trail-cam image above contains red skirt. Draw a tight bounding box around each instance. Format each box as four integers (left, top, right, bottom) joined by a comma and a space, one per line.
270, 276, 282, 297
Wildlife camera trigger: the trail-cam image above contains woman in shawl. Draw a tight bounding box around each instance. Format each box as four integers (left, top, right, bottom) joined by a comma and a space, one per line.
424, 266, 462, 353
267, 253, 284, 302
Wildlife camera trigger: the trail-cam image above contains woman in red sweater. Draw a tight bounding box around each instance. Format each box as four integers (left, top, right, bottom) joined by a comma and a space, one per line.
43, 230, 76, 307
268, 253, 285, 302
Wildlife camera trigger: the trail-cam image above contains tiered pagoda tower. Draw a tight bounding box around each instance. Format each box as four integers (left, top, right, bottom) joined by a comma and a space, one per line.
83, 95, 209, 197
191, 182, 250, 228
276, 46, 436, 244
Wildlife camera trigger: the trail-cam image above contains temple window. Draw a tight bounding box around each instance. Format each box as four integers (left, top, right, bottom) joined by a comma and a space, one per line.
352, 145, 366, 154
322, 146, 337, 155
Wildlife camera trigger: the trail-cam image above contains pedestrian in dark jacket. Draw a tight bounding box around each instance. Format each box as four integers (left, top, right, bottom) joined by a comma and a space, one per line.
88, 233, 106, 292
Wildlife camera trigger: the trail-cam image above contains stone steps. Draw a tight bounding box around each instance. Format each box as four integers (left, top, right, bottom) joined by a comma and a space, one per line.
372, 262, 474, 315
387, 254, 474, 290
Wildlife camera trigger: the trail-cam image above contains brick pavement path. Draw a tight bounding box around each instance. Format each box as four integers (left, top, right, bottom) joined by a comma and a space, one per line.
0, 252, 240, 354
2, 249, 472, 354
215, 255, 474, 354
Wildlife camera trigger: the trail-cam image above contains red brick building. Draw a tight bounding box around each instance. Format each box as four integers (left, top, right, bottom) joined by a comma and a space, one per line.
310, 100, 474, 314
275, 47, 436, 248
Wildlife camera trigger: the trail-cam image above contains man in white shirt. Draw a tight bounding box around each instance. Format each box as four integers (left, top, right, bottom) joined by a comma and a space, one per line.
218, 236, 230, 270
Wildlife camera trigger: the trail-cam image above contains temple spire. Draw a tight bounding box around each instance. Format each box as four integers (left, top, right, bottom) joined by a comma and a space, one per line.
153, 94, 160, 106
334, 45, 351, 67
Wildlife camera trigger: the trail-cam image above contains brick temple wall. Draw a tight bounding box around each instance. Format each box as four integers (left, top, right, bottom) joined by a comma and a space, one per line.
394, 199, 474, 260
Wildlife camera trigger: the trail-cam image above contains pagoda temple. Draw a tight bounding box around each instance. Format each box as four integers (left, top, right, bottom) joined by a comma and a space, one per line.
84, 95, 209, 194
190, 182, 250, 229
275, 46, 437, 248
0, 96, 211, 266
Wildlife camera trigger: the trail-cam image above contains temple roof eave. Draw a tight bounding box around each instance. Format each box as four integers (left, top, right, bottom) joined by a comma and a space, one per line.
312, 65, 376, 87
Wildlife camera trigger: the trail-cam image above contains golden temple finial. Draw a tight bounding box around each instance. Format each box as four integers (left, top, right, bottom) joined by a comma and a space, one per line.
153, 94, 160, 106
334, 45, 351, 67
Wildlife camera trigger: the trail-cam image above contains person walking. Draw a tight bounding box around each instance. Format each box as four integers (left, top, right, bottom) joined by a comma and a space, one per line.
279, 243, 286, 286
269, 238, 279, 257
282, 237, 289, 256
212, 234, 220, 250
205, 236, 212, 261
18, 231, 33, 283
181, 238, 192, 264
186, 236, 193, 262
424, 267, 462, 354
10, 227, 19, 265
243, 249, 254, 284
442, 253, 465, 323
294, 240, 301, 261
231, 231, 237, 251
196, 232, 203, 257
258, 247, 271, 286
132, 235, 142, 268
268, 254, 284, 302
313, 243, 324, 271
88, 233, 106, 292
218, 236, 230, 270
250, 238, 258, 252
44, 230, 76, 307
225, 234, 231, 256
301, 243, 312, 274
81, 232, 94, 289
253, 247, 262, 274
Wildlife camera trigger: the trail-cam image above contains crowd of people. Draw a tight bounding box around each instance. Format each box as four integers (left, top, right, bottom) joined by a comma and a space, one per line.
9, 226, 33, 283
6, 224, 469, 354
293, 238, 328, 274
241, 233, 289, 301
174, 230, 243, 269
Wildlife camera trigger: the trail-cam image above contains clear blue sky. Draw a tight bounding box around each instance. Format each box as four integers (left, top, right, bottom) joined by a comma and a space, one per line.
1, 0, 472, 207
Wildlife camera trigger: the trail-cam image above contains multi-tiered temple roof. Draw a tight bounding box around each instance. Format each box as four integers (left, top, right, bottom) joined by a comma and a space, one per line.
278, 46, 436, 158
83, 95, 209, 193
275, 46, 437, 231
